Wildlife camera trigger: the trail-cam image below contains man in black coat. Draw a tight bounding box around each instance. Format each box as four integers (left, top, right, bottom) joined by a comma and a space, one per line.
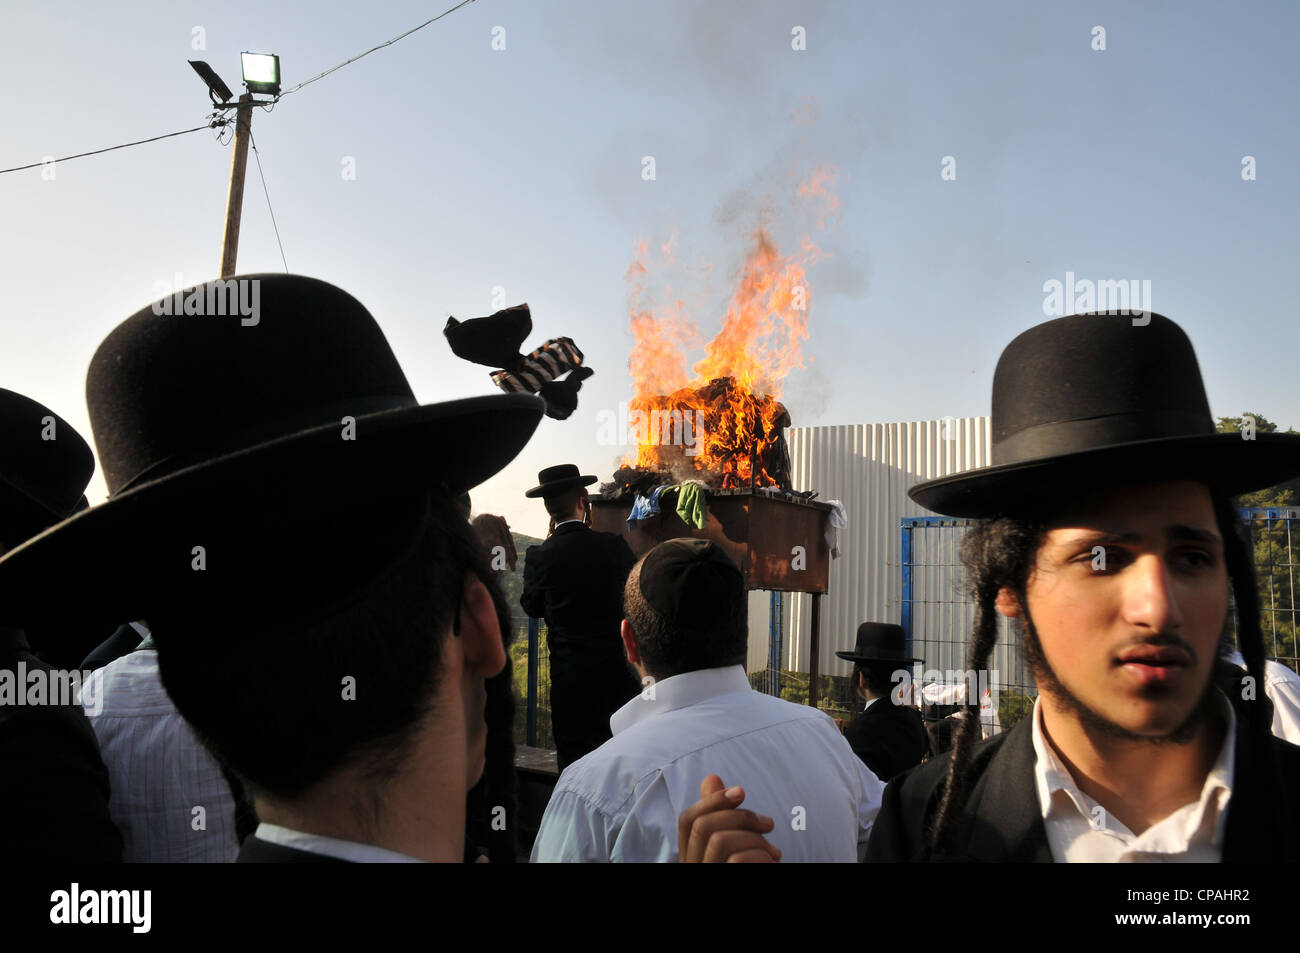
521, 465, 641, 772
0, 388, 122, 862
0, 276, 546, 863
865, 670, 1300, 862
866, 312, 1300, 862
836, 623, 929, 783
680, 312, 1300, 863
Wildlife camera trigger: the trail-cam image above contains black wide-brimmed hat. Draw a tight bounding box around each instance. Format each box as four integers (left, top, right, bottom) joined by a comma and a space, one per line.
525, 463, 597, 498
835, 622, 923, 666
0, 389, 95, 542
0, 274, 544, 640
910, 312, 1300, 517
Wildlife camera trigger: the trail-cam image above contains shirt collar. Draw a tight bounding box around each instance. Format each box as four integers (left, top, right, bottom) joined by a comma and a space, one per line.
610, 665, 751, 735
1031, 692, 1236, 842
861, 697, 879, 713
253, 822, 425, 863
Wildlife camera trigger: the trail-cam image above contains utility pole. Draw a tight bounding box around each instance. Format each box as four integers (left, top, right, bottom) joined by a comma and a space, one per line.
219, 94, 253, 278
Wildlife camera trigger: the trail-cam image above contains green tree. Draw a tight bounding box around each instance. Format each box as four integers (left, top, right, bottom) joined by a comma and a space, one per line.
1214, 412, 1300, 507
998, 689, 1034, 732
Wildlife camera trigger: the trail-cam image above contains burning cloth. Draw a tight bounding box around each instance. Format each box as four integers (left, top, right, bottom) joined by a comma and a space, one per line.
444, 303, 594, 420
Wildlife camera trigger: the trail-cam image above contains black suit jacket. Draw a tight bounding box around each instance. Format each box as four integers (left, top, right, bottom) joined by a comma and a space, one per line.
81, 623, 145, 672
865, 709, 1300, 862
520, 522, 636, 673
844, 701, 929, 783
0, 626, 123, 862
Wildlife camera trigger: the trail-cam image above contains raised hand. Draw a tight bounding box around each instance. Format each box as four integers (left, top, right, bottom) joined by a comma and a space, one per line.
678, 774, 781, 863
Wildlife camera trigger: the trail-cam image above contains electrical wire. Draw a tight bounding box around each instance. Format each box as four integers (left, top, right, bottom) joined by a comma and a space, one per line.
249, 129, 289, 272
3, 1, 476, 176
0, 120, 224, 176
278, 0, 477, 97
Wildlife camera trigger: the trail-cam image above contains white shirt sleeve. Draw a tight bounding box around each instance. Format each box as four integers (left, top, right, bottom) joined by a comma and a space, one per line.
1266, 662, 1300, 745
609, 773, 678, 863
532, 775, 681, 863
530, 789, 616, 863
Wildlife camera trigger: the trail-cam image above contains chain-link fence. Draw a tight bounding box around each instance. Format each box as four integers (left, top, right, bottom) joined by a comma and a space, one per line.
1233, 508, 1299, 671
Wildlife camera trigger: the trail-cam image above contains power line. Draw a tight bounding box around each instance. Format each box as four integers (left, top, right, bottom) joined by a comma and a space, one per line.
2, 1, 476, 177
279, 0, 478, 97
0, 118, 229, 176
249, 130, 289, 272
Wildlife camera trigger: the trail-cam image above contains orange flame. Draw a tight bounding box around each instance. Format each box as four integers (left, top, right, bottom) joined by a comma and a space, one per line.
622, 194, 832, 487
797, 164, 842, 230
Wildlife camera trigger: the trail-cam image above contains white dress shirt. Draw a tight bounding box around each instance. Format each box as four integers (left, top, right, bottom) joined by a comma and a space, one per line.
1226, 650, 1300, 744
82, 647, 239, 862
1031, 695, 1235, 862
531, 665, 883, 862
253, 823, 425, 862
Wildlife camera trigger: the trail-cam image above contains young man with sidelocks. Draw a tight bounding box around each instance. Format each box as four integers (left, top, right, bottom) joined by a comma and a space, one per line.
678, 311, 1300, 862
866, 311, 1300, 861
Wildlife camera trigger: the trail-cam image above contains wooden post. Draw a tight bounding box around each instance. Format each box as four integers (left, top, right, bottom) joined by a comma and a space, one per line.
219, 94, 253, 278
808, 592, 821, 709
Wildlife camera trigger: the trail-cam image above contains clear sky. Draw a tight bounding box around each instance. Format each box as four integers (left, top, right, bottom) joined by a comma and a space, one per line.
3, 0, 1296, 538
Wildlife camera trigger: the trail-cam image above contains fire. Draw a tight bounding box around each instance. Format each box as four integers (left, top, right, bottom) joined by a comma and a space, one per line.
797, 163, 843, 230
621, 181, 833, 488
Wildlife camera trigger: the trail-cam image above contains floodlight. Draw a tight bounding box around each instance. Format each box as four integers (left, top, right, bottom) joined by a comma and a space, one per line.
241, 53, 281, 97
189, 60, 235, 104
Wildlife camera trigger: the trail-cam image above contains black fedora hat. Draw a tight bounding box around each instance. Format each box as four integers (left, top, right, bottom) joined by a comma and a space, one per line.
910, 312, 1300, 517
525, 463, 597, 499
0, 274, 545, 636
0, 389, 94, 543
835, 622, 923, 666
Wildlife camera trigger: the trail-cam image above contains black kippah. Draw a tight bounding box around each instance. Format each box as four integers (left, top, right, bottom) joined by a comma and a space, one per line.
638, 538, 743, 621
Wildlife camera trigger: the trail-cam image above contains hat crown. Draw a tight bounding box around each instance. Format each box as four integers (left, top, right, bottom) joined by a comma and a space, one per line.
990, 312, 1214, 466
537, 464, 582, 484
87, 275, 417, 495
526, 463, 598, 498
0, 389, 94, 524
852, 623, 908, 659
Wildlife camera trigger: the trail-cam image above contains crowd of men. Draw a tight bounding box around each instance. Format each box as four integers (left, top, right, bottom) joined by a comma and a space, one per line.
2, 272, 1299, 862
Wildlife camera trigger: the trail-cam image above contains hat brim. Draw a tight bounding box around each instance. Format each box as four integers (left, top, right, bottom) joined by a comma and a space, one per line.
910, 432, 1300, 518
524, 474, 598, 498
835, 651, 924, 666
0, 392, 544, 643
0, 478, 67, 541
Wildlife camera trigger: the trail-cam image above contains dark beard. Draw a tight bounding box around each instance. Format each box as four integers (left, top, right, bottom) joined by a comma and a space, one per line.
1021, 607, 1218, 746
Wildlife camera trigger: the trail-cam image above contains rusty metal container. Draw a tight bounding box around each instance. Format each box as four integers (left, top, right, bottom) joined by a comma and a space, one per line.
590, 488, 832, 593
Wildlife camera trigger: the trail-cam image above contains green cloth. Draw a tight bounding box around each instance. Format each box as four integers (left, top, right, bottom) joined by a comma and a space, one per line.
674, 482, 707, 529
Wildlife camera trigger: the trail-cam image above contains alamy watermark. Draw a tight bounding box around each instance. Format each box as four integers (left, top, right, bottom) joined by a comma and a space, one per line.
888, 666, 1000, 712
1, 663, 102, 715
50, 883, 150, 933
1042, 271, 1151, 325
595, 402, 703, 456
151, 273, 261, 326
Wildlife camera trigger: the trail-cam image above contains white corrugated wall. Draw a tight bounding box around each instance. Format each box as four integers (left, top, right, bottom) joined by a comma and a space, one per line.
760, 417, 993, 676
